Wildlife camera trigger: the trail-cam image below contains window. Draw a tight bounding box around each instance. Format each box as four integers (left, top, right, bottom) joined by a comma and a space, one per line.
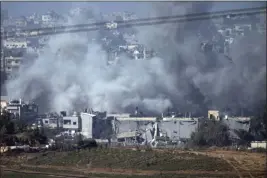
53, 120, 58, 124
45, 120, 48, 124
63, 120, 71, 125
73, 122, 77, 125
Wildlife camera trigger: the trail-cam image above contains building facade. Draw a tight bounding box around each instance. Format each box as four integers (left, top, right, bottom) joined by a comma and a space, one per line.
5, 99, 38, 121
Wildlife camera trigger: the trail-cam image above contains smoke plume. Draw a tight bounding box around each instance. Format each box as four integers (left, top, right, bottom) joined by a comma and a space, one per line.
6, 2, 266, 116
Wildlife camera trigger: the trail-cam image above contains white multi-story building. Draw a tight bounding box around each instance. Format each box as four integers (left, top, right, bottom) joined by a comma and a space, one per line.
5, 99, 38, 120
106, 21, 117, 29
80, 111, 112, 139
3, 55, 23, 80
3, 39, 27, 49
80, 112, 95, 139
0, 96, 9, 115
41, 14, 52, 23
62, 112, 80, 132
40, 114, 63, 129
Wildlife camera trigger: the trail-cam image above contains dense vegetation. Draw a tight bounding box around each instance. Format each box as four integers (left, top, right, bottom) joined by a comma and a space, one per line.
190, 120, 231, 147
0, 111, 47, 147
28, 148, 232, 171
191, 106, 267, 147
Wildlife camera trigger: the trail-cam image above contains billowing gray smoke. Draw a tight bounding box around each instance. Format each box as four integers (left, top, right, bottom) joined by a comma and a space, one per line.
134, 2, 266, 115
6, 2, 266, 116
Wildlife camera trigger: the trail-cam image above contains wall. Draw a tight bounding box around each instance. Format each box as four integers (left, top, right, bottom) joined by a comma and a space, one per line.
208, 110, 220, 120
160, 119, 199, 140
0, 100, 7, 108
113, 117, 200, 143
117, 117, 157, 121
80, 113, 94, 139
251, 141, 267, 149
63, 116, 79, 130
42, 15, 52, 22
80, 112, 112, 139
42, 118, 58, 129
4, 40, 27, 49
0, 100, 8, 115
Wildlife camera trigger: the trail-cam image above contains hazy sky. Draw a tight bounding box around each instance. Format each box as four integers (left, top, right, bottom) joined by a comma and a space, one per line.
2, 1, 266, 17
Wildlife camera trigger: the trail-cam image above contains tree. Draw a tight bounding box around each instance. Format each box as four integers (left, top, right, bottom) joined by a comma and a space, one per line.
249, 117, 267, 141
0, 111, 47, 147
234, 129, 254, 146
191, 120, 231, 147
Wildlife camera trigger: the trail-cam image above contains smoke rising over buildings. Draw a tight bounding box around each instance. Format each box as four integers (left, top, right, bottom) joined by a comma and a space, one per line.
6, 2, 266, 115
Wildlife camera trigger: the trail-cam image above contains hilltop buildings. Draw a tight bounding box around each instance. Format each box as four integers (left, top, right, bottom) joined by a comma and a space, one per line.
1, 99, 38, 122
30, 107, 252, 148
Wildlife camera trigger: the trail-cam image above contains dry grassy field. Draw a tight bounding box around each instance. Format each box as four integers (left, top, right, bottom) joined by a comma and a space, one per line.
1, 147, 266, 178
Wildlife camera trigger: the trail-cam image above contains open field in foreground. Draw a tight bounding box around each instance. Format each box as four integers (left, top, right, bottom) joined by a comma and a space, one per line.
1, 148, 266, 178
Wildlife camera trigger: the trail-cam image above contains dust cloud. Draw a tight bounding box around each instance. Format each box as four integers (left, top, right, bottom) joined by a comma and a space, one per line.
6, 2, 266, 116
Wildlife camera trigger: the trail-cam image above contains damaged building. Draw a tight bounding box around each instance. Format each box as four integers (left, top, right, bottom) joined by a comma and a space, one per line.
80, 110, 112, 139
35, 107, 252, 148
4, 99, 38, 122
110, 114, 157, 146
37, 112, 62, 129
107, 109, 200, 147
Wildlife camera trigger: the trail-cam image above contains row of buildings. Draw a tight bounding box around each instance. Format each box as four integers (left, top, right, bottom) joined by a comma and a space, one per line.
0, 8, 142, 82
198, 13, 265, 56
34, 107, 251, 147
0, 98, 38, 121
2, 8, 265, 81
2, 10, 65, 29
0, 97, 253, 147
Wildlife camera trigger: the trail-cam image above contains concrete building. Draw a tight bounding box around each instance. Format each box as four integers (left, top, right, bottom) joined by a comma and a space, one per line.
5, 99, 38, 121
250, 141, 267, 149
63, 113, 80, 132
80, 111, 112, 139
222, 116, 251, 142
160, 117, 199, 140
3, 39, 27, 49
4, 56, 22, 78
2, 48, 26, 80
106, 21, 118, 29
14, 16, 27, 27
41, 11, 60, 26
208, 110, 220, 120
39, 113, 63, 129
80, 112, 95, 139
0, 96, 9, 115
41, 14, 53, 24
109, 114, 200, 147
5, 99, 23, 119
112, 116, 157, 145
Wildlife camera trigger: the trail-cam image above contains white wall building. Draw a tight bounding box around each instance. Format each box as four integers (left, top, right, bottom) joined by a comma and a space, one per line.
41, 14, 52, 23
63, 114, 79, 131
80, 112, 95, 139
250, 141, 267, 149
42, 117, 62, 129
4, 39, 27, 49
106, 21, 117, 29
80, 112, 112, 139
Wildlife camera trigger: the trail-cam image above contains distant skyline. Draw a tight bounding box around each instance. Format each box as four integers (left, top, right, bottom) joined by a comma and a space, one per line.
1, 1, 266, 17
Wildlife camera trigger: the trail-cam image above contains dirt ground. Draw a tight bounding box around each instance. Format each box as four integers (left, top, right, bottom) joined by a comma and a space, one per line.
1, 149, 266, 178
194, 149, 266, 178
200, 150, 266, 171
